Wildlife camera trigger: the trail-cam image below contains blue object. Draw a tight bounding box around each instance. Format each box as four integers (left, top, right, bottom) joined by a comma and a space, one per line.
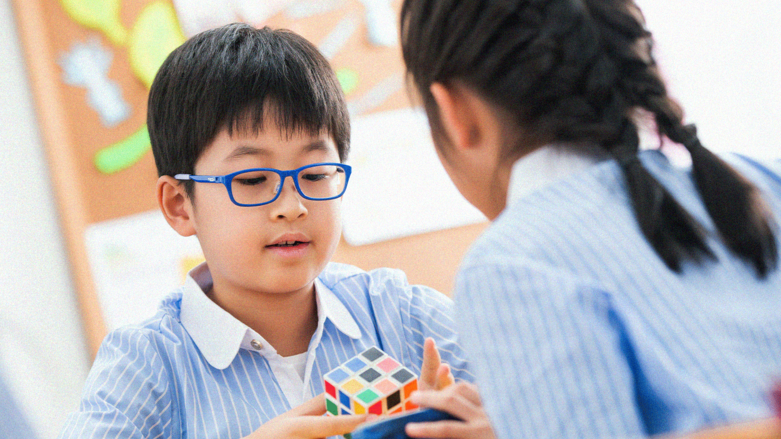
174, 162, 352, 207
339, 389, 352, 408
326, 367, 351, 384
0, 366, 38, 439
344, 357, 367, 372
351, 408, 459, 439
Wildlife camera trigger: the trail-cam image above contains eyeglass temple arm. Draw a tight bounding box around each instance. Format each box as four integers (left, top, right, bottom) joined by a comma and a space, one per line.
173, 174, 223, 183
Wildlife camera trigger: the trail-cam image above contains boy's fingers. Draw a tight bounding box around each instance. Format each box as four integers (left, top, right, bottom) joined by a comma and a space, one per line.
298, 414, 370, 437
420, 337, 442, 390
285, 393, 327, 418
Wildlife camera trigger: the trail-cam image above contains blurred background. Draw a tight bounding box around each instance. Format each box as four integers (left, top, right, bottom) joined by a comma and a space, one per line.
1, 0, 779, 437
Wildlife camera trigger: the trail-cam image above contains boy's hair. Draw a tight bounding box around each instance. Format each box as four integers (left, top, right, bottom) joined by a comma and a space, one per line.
401, 0, 778, 278
148, 23, 350, 198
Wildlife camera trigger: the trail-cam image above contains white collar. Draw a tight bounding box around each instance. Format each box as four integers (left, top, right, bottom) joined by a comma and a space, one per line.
506, 143, 609, 206
180, 263, 362, 370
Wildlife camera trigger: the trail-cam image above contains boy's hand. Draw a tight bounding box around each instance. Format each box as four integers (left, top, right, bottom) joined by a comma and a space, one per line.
420, 337, 456, 391
244, 393, 370, 439
405, 382, 496, 439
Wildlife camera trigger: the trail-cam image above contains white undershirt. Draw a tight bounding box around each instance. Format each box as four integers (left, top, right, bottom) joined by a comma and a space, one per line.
280, 352, 308, 381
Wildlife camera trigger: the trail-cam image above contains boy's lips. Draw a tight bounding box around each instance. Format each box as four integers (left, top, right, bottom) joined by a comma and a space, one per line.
266, 233, 311, 258
267, 233, 310, 247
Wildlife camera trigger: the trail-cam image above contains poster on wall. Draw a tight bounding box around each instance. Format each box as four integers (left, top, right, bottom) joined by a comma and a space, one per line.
15, 0, 485, 343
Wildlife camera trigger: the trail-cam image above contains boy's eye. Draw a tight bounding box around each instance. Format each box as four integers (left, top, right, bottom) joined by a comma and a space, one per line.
235, 175, 267, 186
300, 173, 327, 182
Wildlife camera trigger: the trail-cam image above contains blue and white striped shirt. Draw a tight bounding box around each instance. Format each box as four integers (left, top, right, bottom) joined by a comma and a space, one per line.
59, 262, 473, 439
456, 148, 781, 439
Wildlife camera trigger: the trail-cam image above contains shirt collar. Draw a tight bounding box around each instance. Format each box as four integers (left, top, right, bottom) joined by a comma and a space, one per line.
180, 263, 361, 370
315, 276, 362, 340
507, 143, 609, 206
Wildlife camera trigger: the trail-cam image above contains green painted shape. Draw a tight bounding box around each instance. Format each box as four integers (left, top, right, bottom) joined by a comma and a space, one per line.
128, 1, 186, 88
60, 0, 127, 45
336, 68, 359, 96
356, 389, 379, 404
94, 125, 151, 174
326, 398, 338, 416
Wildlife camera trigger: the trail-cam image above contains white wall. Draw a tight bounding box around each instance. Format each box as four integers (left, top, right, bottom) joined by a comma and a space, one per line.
0, 1, 778, 438
638, 0, 781, 159
0, 1, 90, 438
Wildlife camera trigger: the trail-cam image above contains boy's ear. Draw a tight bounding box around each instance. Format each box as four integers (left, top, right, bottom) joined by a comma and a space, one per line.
430, 82, 497, 152
157, 176, 196, 237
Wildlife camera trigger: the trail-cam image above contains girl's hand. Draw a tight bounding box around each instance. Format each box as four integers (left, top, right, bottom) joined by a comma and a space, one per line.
244, 393, 370, 439
405, 382, 497, 439
420, 337, 456, 391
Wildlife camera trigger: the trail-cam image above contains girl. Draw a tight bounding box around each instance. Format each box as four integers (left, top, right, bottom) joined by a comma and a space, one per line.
398, 0, 781, 438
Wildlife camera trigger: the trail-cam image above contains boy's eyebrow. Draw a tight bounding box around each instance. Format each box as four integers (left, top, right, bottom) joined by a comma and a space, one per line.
300, 139, 331, 154
225, 145, 270, 160
224, 140, 332, 161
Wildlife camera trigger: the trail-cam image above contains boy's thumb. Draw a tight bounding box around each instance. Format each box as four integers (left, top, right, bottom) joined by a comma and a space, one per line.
285, 393, 327, 418
299, 414, 371, 437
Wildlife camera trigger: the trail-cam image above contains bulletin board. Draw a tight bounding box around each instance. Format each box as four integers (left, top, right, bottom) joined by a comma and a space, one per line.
11, 0, 487, 359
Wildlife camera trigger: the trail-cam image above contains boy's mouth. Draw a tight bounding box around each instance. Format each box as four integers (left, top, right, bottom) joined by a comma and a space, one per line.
266, 241, 307, 248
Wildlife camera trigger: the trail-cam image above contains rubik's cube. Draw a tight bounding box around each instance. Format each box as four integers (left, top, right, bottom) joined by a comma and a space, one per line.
325, 347, 419, 417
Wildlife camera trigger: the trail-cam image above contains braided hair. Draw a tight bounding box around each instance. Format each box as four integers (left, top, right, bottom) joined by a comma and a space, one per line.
401, 0, 778, 277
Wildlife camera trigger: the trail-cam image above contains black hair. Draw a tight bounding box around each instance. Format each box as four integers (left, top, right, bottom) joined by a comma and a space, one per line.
401, 0, 778, 277
148, 23, 350, 198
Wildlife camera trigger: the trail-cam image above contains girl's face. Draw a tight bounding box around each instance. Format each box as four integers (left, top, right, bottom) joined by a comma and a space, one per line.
433, 142, 509, 220
426, 84, 518, 221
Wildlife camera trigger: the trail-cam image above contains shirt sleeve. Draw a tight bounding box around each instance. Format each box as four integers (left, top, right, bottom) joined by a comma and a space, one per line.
58, 327, 174, 439
455, 258, 646, 439
397, 278, 475, 383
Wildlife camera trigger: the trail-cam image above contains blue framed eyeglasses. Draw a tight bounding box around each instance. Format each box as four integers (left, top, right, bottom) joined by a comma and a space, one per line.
174, 162, 352, 207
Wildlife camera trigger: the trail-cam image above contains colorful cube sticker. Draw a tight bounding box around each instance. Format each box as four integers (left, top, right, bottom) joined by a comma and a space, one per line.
324, 346, 419, 418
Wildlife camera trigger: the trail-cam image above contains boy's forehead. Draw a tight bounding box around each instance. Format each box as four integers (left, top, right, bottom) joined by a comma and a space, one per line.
200, 123, 338, 164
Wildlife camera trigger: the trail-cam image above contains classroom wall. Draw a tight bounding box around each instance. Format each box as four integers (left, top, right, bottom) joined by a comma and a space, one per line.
0, 1, 90, 438
0, 1, 779, 438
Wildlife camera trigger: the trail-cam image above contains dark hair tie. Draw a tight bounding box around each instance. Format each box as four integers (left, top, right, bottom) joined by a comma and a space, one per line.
682, 124, 704, 154
615, 151, 641, 168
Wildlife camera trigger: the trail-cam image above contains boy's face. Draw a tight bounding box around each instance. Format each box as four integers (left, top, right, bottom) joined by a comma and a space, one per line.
187, 118, 343, 298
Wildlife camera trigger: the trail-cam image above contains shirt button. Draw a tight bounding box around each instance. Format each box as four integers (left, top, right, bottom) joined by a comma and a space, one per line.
250, 340, 263, 350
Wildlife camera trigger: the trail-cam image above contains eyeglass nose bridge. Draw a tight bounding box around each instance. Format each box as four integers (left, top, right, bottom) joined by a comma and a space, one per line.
272, 169, 301, 199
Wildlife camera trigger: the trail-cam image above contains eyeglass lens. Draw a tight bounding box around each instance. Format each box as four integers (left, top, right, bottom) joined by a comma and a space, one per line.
230, 165, 347, 205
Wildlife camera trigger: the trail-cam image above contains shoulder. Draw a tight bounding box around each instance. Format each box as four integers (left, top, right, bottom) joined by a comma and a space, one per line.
319, 262, 433, 295
319, 262, 452, 310
464, 159, 632, 270
96, 289, 189, 364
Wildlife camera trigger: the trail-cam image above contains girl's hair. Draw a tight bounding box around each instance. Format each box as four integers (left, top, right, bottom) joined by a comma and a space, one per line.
401, 0, 778, 277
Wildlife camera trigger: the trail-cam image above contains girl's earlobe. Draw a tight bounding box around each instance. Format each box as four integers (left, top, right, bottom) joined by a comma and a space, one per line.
430, 82, 475, 151
157, 176, 196, 237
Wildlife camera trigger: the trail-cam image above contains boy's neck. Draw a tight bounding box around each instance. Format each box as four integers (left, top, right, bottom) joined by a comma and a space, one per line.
206, 281, 318, 358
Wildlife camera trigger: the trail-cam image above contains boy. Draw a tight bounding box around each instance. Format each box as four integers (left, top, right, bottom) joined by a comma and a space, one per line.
58, 24, 471, 439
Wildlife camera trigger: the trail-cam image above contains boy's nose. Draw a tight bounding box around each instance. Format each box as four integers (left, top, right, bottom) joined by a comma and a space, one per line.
270, 177, 307, 220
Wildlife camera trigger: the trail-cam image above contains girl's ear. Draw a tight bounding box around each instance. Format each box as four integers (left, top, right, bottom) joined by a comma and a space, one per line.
157, 176, 196, 237
429, 82, 501, 153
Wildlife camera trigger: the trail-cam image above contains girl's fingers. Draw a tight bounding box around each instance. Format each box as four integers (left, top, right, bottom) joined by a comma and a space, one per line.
405, 420, 471, 438
420, 337, 442, 390
410, 388, 481, 422
436, 363, 455, 390
452, 382, 482, 406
